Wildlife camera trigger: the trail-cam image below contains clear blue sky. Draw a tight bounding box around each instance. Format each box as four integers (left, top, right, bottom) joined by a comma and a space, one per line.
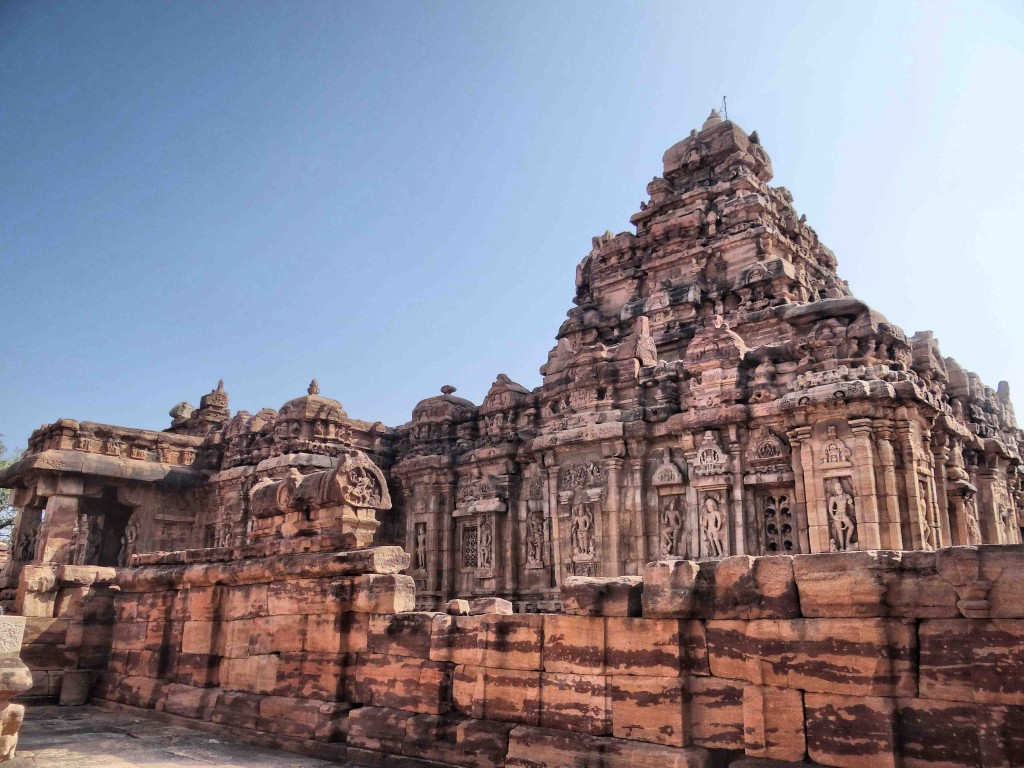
3, 1, 1023, 452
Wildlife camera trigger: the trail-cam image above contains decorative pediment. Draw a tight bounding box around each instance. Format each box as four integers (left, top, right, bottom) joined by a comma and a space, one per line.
819, 425, 853, 468
692, 431, 730, 476
683, 317, 749, 371
455, 470, 506, 514
746, 426, 790, 465
481, 373, 530, 413
652, 452, 686, 486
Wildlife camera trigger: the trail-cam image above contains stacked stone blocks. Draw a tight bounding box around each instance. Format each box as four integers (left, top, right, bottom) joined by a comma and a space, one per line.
79, 544, 1024, 768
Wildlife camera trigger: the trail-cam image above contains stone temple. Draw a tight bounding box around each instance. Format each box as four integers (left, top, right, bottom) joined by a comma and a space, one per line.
0, 113, 1023, 768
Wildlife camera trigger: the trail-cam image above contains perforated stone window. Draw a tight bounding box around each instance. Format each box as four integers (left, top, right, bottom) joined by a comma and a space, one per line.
761, 492, 796, 553
462, 525, 479, 569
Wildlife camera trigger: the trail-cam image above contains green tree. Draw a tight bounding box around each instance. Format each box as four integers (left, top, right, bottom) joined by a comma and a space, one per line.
0, 437, 20, 542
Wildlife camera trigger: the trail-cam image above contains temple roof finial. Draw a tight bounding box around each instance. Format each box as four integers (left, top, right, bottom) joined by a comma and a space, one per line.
702, 109, 724, 131
308, 379, 320, 396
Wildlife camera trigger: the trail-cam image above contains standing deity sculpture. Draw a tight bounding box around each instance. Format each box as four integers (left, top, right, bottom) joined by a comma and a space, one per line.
826, 477, 857, 551
702, 494, 725, 557
570, 487, 595, 558
414, 523, 427, 570
526, 512, 544, 565
660, 496, 685, 556
479, 518, 494, 568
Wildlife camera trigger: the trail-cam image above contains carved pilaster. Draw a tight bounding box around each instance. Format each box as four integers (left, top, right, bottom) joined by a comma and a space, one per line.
603, 456, 624, 574
728, 444, 745, 556
849, 418, 881, 550
873, 424, 903, 550
896, 417, 931, 550
787, 426, 818, 552
786, 428, 811, 552
542, 451, 562, 587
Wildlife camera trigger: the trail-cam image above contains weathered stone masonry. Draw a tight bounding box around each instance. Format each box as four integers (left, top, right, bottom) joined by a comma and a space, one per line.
3, 111, 1024, 767
2, 111, 1021, 614
83, 544, 1024, 768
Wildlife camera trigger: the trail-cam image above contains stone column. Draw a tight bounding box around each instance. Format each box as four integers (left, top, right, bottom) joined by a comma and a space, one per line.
791, 427, 826, 552
976, 468, 1003, 544
626, 438, 647, 572
37, 495, 81, 564
628, 456, 646, 569
787, 427, 812, 554
896, 417, 930, 550
729, 446, 745, 556
849, 418, 881, 550
542, 452, 563, 588
874, 424, 903, 550
931, 435, 952, 548
439, 481, 456, 604
948, 489, 971, 545
602, 457, 623, 575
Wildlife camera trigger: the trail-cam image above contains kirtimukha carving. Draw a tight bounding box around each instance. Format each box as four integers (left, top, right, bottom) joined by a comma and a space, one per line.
2, 110, 1023, 612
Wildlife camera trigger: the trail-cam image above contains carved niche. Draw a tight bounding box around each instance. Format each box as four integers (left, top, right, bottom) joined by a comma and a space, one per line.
651, 451, 687, 558
524, 475, 546, 569
455, 469, 505, 576
824, 476, 858, 552
558, 461, 606, 576
699, 491, 727, 558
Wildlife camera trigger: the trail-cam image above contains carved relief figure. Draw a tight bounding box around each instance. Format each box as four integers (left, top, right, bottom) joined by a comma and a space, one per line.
570, 487, 595, 558
826, 477, 857, 551
118, 514, 140, 567
479, 517, 493, 568
660, 495, 685, 556
527, 512, 544, 565
917, 479, 934, 551
964, 495, 982, 545
702, 494, 726, 557
345, 466, 381, 507
414, 522, 427, 570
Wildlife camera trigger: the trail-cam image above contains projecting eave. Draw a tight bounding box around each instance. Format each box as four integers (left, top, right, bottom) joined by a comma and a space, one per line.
0, 449, 205, 490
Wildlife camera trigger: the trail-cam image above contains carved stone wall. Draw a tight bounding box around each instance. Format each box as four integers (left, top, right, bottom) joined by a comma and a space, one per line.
2, 112, 1022, 614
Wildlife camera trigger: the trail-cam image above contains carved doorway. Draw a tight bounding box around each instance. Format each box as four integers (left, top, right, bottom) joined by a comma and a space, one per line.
81, 487, 133, 567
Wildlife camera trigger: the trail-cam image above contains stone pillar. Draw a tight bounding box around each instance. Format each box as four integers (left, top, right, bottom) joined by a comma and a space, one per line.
625, 439, 647, 573
439, 484, 455, 604
896, 417, 930, 550
874, 424, 903, 550
792, 427, 827, 552
627, 455, 646, 570
948, 489, 975, 545
849, 418, 882, 550
729, 445, 745, 556
787, 427, 812, 554
932, 435, 952, 548
603, 456, 623, 575
38, 495, 81, 565
543, 452, 562, 588
976, 468, 1003, 544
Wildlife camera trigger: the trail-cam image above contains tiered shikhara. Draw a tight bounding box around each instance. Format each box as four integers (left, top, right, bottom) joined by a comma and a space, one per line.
2, 112, 1021, 611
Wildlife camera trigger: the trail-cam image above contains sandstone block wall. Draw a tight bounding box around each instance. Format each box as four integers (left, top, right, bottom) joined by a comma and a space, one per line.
16, 564, 117, 701
88, 545, 1024, 768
